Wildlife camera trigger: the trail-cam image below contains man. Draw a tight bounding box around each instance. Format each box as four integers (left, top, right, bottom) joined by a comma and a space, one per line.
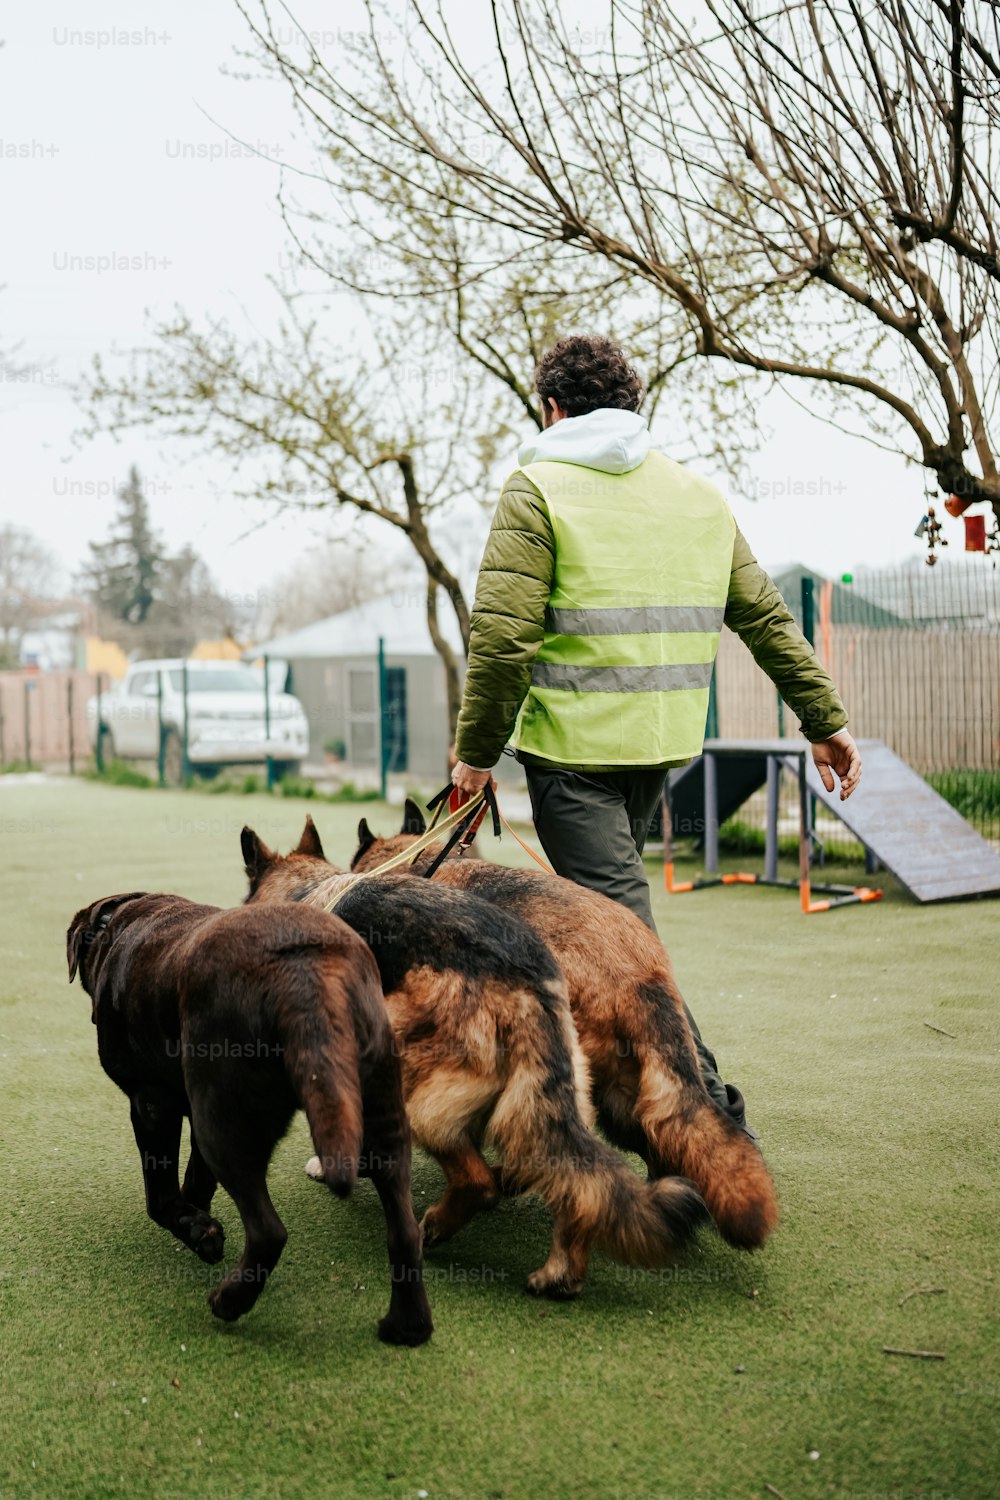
452, 335, 861, 1134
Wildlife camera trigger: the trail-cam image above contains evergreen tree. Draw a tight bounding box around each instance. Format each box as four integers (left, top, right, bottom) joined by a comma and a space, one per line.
83, 466, 162, 625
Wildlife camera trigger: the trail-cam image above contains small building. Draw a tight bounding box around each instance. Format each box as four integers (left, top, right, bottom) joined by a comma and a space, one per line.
248, 593, 466, 782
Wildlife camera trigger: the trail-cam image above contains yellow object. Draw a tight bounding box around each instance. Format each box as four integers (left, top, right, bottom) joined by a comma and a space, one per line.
84, 637, 129, 679
510, 452, 735, 766
190, 638, 243, 661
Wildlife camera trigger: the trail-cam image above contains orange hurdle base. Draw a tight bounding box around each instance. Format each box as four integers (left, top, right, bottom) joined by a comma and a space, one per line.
665, 865, 883, 913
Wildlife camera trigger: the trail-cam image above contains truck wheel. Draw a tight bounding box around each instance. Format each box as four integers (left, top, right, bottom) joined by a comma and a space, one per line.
161, 730, 186, 787
273, 761, 302, 782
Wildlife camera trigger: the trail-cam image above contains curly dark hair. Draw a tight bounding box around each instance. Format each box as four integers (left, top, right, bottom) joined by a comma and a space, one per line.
534, 336, 644, 418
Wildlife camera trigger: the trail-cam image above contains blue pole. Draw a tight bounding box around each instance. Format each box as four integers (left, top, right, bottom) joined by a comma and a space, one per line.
156, 669, 165, 787
181, 661, 190, 783
264, 654, 274, 792
801, 574, 816, 647
377, 636, 388, 801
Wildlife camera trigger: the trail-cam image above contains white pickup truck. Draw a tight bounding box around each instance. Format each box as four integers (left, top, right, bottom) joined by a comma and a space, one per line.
88, 658, 310, 783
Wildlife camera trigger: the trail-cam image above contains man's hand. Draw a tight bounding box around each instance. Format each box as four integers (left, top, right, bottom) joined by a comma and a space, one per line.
452, 760, 495, 803
812, 729, 862, 800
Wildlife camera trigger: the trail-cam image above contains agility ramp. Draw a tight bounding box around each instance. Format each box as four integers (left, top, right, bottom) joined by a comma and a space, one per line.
666, 738, 1000, 905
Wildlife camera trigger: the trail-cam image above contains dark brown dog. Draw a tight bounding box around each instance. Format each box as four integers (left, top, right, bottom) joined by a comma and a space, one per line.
242, 827, 709, 1300
351, 803, 779, 1252
67, 892, 432, 1344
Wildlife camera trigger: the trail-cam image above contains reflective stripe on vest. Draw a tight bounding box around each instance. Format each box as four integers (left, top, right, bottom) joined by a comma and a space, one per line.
545, 604, 726, 636
510, 451, 735, 766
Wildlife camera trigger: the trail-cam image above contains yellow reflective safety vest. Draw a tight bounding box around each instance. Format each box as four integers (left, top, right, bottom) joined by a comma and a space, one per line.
510, 451, 736, 766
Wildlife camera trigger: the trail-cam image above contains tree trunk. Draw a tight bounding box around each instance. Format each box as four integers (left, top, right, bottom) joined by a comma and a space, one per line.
424, 579, 464, 751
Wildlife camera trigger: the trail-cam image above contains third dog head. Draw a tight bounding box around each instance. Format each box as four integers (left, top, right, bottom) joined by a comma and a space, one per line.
66, 891, 149, 1017
241, 818, 340, 902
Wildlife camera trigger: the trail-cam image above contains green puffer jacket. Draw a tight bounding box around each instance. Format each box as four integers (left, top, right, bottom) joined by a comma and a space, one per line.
454, 470, 848, 770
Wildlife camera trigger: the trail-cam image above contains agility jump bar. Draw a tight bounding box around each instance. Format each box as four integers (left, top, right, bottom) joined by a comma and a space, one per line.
662, 747, 882, 916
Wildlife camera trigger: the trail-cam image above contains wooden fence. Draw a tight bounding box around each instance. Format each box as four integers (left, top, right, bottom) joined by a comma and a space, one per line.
1, 620, 998, 781
0, 670, 100, 771
714, 624, 1000, 774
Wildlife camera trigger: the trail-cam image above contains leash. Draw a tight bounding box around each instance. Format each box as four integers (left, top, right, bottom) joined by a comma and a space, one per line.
422, 780, 554, 877
422, 781, 501, 878
322, 780, 554, 912
494, 807, 554, 874
321, 791, 490, 912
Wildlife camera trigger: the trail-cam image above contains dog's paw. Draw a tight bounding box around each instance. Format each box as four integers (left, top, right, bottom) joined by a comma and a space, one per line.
208, 1282, 246, 1322
304, 1154, 324, 1181
178, 1210, 225, 1264
525, 1268, 582, 1301
377, 1313, 433, 1347
419, 1200, 463, 1249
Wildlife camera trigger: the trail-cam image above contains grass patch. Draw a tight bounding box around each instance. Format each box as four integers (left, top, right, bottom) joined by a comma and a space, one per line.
0, 758, 39, 774
1, 782, 997, 1498
84, 758, 157, 789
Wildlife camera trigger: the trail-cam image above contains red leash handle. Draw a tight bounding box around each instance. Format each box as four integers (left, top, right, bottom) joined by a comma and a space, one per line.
426, 781, 501, 845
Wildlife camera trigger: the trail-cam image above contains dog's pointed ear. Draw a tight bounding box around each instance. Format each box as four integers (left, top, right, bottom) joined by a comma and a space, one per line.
401, 798, 426, 836
294, 816, 325, 860
241, 826, 275, 884
356, 817, 377, 857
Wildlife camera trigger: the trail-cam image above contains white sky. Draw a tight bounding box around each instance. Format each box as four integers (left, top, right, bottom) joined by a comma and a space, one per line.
0, 0, 948, 620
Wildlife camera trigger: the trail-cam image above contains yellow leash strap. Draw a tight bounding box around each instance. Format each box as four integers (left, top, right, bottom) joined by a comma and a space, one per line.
407, 787, 446, 864
322, 790, 488, 912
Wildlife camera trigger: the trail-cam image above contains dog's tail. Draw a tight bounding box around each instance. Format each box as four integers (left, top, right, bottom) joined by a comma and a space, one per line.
277, 954, 366, 1198
490, 986, 708, 1288
636, 1052, 778, 1251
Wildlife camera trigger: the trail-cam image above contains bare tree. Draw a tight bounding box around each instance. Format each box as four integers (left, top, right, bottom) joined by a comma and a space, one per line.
82, 295, 498, 734
257, 540, 395, 638
239, 0, 999, 524
0, 525, 59, 667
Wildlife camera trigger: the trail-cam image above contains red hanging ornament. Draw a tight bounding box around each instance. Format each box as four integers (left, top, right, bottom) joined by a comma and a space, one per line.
964, 514, 987, 552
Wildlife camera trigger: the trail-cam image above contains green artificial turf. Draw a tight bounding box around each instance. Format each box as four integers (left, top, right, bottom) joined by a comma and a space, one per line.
1, 780, 997, 1500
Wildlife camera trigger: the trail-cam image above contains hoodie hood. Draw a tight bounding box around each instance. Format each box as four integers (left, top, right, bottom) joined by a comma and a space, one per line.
518, 407, 651, 475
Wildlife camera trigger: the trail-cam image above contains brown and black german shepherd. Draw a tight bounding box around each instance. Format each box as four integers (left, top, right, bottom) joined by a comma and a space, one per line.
350, 802, 779, 1251
241, 826, 709, 1299
67, 892, 433, 1344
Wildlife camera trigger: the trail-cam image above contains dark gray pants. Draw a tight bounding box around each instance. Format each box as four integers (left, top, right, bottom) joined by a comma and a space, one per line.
523, 760, 732, 1113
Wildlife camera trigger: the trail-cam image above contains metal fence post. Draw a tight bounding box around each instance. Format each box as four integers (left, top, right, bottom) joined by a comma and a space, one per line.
801, 574, 816, 648
800, 574, 817, 848
377, 636, 388, 800
95, 673, 105, 774
263, 654, 274, 792
157, 670, 166, 787
181, 662, 190, 784
67, 677, 75, 775
705, 665, 719, 740
23, 679, 31, 768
